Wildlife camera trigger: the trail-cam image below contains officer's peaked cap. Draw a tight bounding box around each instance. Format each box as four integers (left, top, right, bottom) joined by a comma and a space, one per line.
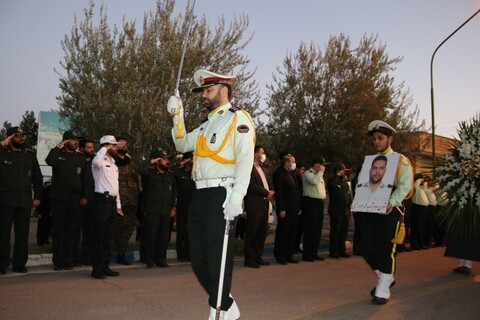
191, 70, 235, 93
368, 120, 396, 136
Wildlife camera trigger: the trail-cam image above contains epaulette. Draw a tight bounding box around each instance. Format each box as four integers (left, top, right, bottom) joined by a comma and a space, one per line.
229, 106, 242, 113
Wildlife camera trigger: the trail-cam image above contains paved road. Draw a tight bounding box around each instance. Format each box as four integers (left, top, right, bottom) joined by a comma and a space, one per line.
1, 247, 479, 320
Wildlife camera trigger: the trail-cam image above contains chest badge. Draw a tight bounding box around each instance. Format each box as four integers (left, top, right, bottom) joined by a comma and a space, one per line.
210, 133, 217, 144
237, 124, 250, 133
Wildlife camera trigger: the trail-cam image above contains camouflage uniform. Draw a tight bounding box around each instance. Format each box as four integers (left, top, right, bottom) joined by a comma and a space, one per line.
113, 156, 139, 257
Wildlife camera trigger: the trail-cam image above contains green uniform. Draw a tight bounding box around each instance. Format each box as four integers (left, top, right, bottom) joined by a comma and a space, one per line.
0, 145, 42, 270
113, 156, 139, 257
139, 161, 176, 266
46, 147, 90, 269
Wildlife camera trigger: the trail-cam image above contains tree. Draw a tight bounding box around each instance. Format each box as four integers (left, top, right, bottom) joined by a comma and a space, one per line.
56, 0, 259, 162
262, 34, 424, 170
0, 121, 12, 140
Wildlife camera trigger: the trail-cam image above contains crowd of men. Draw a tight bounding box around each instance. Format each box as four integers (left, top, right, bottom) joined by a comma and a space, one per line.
1, 68, 457, 318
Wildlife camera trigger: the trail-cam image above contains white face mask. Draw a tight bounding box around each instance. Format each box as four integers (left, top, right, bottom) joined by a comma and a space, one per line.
289, 163, 296, 171
260, 154, 267, 163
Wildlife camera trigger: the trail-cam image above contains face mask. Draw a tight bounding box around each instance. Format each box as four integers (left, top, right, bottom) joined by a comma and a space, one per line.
289, 163, 296, 171
260, 154, 267, 163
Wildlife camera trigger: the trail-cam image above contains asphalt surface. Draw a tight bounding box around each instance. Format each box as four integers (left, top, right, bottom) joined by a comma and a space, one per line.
1, 246, 479, 320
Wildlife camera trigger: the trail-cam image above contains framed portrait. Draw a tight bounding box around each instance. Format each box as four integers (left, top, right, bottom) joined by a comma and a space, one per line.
351, 153, 400, 213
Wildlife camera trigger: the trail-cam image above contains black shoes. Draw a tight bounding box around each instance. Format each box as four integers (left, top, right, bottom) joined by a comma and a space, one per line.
156, 262, 169, 268
91, 271, 106, 279
0, 267, 6, 275
285, 258, 299, 264
257, 259, 270, 266
453, 266, 471, 275
12, 266, 28, 273
53, 265, 63, 271
372, 296, 389, 305
313, 256, 325, 261
329, 254, 340, 259
302, 257, 314, 262
103, 266, 119, 277
339, 253, 351, 258
276, 259, 288, 265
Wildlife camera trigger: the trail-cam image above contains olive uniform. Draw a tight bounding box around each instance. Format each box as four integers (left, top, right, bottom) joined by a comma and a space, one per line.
139, 161, 176, 267
46, 146, 90, 269
113, 155, 139, 262
0, 145, 43, 272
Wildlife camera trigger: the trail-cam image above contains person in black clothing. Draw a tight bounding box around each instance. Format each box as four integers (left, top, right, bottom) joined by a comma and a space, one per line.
46, 130, 90, 271
139, 149, 176, 268
294, 162, 306, 254
327, 163, 352, 258
243, 145, 274, 268
36, 181, 52, 246
173, 152, 195, 262
273, 153, 301, 265
0, 127, 43, 275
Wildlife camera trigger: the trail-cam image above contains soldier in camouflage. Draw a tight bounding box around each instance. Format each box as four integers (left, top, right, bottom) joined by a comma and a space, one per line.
113, 138, 139, 265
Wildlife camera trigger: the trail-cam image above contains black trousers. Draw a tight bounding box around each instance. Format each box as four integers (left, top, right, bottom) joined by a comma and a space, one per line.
424, 205, 436, 246
244, 207, 268, 264
329, 212, 349, 256
176, 205, 190, 260
74, 205, 92, 264
410, 204, 428, 249
352, 212, 362, 255
361, 208, 402, 274
302, 197, 324, 259
51, 200, 81, 268
143, 213, 170, 265
274, 211, 298, 261
0, 206, 31, 269
90, 193, 116, 274
188, 187, 236, 311
36, 211, 52, 246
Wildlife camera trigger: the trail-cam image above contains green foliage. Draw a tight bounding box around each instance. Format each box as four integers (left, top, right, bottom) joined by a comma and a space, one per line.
56, 0, 259, 163
262, 34, 424, 170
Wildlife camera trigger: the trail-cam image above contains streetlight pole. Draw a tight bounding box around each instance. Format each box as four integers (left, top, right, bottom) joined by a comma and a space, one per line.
430, 9, 480, 176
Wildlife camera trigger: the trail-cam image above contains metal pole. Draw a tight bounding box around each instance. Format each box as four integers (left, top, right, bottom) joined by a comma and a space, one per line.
429, 9, 480, 176
215, 220, 231, 320
174, 0, 197, 97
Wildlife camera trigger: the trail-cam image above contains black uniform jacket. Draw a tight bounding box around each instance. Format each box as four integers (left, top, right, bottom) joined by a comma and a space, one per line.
139, 162, 176, 216
273, 166, 301, 215
45, 147, 90, 201
327, 175, 351, 215
0, 145, 43, 208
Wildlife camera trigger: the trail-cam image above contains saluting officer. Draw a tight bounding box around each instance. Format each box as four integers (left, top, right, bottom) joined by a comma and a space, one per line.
90, 135, 124, 279
167, 70, 255, 320
357, 120, 413, 305
0, 127, 43, 275
139, 149, 176, 268
45, 130, 90, 271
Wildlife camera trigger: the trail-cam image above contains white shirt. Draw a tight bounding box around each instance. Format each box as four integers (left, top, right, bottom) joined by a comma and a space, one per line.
254, 163, 269, 190
92, 147, 121, 209
172, 103, 255, 206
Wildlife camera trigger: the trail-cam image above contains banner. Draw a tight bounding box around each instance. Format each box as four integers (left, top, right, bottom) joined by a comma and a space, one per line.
37, 111, 69, 166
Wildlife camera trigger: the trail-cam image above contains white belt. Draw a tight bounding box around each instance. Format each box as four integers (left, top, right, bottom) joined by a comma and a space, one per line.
195, 177, 235, 189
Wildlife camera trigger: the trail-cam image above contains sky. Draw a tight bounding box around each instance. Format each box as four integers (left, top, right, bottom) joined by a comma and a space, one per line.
1, 0, 479, 138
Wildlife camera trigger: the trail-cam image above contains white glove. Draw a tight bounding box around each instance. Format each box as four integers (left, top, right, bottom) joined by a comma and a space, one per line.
223, 203, 243, 221
167, 95, 183, 117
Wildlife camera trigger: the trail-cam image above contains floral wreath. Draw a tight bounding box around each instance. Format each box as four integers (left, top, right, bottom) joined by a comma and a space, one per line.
435, 114, 480, 237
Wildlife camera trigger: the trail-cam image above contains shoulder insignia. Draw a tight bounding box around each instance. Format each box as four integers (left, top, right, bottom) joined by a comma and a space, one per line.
237, 124, 250, 133
229, 106, 242, 113
356, 183, 362, 188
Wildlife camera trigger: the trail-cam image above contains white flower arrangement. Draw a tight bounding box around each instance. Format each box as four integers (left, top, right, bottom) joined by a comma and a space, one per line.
435, 114, 480, 237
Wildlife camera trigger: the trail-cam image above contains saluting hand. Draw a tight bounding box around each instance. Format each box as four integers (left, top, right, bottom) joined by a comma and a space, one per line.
0, 134, 14, 147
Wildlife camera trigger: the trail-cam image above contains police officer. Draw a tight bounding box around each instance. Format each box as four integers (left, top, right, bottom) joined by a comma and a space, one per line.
139, 149, 176, 268
167, 70, 255, 320
90, 135, 123, 279
173, 152, 195, 262
46, 130, 90, 271
0, 127, 43, 274
356, 120, 413, 305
